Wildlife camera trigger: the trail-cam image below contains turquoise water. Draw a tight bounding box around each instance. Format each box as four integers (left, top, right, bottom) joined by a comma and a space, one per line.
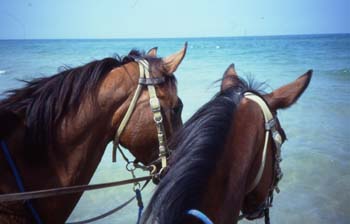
0, 34, 349, 223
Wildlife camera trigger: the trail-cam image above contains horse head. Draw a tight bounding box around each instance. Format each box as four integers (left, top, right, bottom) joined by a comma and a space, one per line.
142, 63, 312, 224
220, 65, 312, 220
0, 45, 187, 223
107, 44, 187, 165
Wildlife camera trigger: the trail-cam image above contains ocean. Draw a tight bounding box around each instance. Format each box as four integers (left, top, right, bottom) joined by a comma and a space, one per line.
0, 34, 349, 223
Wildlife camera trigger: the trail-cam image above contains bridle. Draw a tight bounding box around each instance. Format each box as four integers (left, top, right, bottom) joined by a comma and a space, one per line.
187, 92, 285, 224
238, 92, 284, 223
112, 58, 172, 180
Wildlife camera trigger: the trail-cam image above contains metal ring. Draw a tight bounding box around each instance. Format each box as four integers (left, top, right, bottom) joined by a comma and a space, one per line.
133, 183, 141, 192
154, 115, 163, 123
148, 165, 157, 175
126, 162, 136, 172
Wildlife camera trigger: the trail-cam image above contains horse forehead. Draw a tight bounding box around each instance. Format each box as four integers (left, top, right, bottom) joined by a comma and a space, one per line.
147, 58, 165, 76
238, 98, 264, 120
102, 63, 138, 86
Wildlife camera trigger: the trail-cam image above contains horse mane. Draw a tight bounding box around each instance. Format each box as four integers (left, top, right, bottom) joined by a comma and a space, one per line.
141, 77, 264, 224
0, 50, 148, 155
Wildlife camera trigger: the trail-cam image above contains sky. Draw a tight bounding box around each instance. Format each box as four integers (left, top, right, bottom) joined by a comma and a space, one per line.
0, 0, 349, 39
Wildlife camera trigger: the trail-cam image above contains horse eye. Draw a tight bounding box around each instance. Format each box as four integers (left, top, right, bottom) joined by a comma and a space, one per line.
173, 98, 183, 114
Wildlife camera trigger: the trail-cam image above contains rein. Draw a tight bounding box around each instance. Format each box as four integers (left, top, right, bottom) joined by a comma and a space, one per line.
66, 179, 150, 224
0, 139, 151, 223
0, 175, 151, 202
112, 59, 170, 178
0, 140, 151, 223
0, 140, 43, 224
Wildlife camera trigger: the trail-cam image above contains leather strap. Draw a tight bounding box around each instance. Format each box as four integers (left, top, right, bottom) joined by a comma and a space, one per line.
112, 71, 143, 162
138, 59, 168, 169
139, 77, 165, 85
0, 176, 151, 202
112, 59, 169, 173
244, 92, 282, 193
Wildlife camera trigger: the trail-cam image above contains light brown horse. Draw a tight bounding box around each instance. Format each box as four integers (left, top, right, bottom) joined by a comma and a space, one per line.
141, 64, 312, 224
0, 44, 187, 223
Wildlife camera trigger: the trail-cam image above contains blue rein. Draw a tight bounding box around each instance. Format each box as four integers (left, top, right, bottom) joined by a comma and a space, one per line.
0, 140, 43, 224
187, 209, 213, 224
135, 188, 144, 224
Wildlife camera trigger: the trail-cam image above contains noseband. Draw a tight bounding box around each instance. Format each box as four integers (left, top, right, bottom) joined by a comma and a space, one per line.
112, 59, 170, 177
238, 92, 284, 223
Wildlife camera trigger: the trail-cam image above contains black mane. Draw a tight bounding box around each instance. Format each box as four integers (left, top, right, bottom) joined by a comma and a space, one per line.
0, 50, 146, 154
141, 78, 262, 224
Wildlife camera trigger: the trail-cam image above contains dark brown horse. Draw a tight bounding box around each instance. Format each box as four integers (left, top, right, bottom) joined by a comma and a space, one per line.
141, 64, 312, 224
0, 44, 187, 223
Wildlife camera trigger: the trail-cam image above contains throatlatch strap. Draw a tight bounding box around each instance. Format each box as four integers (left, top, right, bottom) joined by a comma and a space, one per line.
244, 92, 280, 193
112, 77, 144, 162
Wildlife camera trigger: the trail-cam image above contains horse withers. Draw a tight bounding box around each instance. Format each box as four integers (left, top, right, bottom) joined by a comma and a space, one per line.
141, 64, 312, 224
0, 44, 187, 223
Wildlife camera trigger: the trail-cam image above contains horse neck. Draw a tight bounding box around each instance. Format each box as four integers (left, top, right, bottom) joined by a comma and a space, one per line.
0, 62, 140, 223
0, 109, 113, 223
199, 99, 265, 224
44, 62, 140, 187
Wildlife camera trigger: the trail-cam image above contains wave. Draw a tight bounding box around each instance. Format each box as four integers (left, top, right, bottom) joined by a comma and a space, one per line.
0, 70, 6, 75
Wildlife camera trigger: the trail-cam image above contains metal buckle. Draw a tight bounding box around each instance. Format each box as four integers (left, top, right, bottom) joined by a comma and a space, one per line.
265, 118, 276, 130
153, 114, 163, 123
272, 131, 282, 147
149, 98, 161, 112
158, 151, 167, 158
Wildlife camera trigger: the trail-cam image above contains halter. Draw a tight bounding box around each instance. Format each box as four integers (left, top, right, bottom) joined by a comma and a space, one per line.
238, 92, 284, 223
112, 59, 170, 177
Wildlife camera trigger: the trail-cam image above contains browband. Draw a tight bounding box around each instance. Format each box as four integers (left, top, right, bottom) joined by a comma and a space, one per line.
139, 77, 166, 85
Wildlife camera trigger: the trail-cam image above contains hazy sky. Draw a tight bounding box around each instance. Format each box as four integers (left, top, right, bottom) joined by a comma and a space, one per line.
0, 0, 349, 39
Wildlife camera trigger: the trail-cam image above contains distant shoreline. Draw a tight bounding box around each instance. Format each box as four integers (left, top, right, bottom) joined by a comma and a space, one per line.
0, 33, 349, 41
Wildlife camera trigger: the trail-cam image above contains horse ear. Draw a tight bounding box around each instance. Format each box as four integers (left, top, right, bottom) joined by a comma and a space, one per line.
265, 70, 312, 110
221, 63, 239, 91
162, 42, 187, 75
147, 47, 158, 57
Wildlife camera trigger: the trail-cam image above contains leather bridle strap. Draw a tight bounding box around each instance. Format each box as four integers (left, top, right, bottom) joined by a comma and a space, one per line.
112, 59, 168, 171
138, 59, 168, 170
237, 93, 284, 223
139, 77, 165, 85
244, 92, 283, 193
112, 63, 144, 162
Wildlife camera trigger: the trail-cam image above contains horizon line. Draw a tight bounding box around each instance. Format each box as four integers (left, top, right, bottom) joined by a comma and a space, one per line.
0, 32, 349, 41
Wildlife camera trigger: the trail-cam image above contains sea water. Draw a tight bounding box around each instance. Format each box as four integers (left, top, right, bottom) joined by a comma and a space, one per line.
0, 34, 349, 223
